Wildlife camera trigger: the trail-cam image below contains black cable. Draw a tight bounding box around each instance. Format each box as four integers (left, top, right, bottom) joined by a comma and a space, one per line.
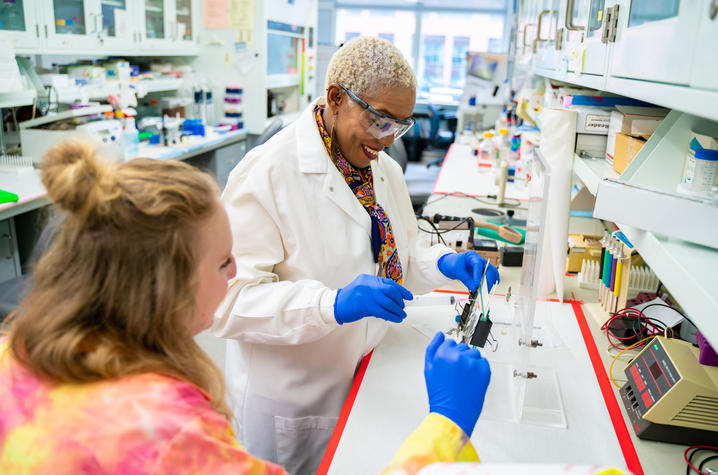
687, 448, 718, 475
417, 216, 474, 245
639, 303, 697, 331
416, 216, 446, 245
699, 455, 718, 473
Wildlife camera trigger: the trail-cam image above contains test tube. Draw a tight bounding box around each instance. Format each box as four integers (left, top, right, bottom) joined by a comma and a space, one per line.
405, 294, 456, 307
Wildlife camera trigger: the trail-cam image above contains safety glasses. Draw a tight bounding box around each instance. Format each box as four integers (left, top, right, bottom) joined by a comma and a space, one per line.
338, 83, 415, 140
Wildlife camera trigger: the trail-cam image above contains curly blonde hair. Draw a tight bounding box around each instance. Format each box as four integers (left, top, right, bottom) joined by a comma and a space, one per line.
5, 139, 231, 420
325, 36, 416, 98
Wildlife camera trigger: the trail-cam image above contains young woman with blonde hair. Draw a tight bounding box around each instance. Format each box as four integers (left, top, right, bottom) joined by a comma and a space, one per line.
0, 138, 492, 474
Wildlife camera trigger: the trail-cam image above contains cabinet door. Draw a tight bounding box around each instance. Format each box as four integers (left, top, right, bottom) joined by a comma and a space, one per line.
535, 0, 562, 72
0, 0, 41, 50
137, 0, 171, 49
581, 0, 612, 76
168, 0, 198, 52
96, 0, 134, 51
44, 0, 101, 50
690, 1, 718, 92
609, 0, 702, 85
563, 0, 609, 75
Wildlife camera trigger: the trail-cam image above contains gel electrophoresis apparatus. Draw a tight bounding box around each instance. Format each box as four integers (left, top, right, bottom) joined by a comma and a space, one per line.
620, 336, 718, 445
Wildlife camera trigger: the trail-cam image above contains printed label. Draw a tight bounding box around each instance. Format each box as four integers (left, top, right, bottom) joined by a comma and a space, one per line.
584, 114, 610, 132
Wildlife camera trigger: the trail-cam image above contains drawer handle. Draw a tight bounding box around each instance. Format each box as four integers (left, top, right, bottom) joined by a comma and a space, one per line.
2, 233, 13, 260
710, 0, 718, 20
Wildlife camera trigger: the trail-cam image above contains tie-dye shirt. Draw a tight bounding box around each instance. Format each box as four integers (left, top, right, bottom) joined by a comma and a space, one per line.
0, 341, 286, 474
0, 341, 478, 474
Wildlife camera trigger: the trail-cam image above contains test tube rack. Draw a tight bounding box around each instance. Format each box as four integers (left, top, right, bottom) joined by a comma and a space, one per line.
577, 259, 659, 293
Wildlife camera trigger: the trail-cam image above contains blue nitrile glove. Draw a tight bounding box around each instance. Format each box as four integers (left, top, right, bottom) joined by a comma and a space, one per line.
334, 274, 413, 325
438, 251, 499, 292
424, 332, 491, 437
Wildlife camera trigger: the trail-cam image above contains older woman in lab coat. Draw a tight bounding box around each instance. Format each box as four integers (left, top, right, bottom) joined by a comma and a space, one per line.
213, 36, 499, 474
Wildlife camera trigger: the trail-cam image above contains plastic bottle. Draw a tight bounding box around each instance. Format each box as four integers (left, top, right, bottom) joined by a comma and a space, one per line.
204, 89, 214, 126
122, 117, 139, 160
193, 89, 203, 121
477, 131, 497, 163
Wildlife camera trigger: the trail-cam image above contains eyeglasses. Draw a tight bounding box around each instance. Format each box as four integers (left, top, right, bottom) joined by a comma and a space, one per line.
338, 83, 415, 140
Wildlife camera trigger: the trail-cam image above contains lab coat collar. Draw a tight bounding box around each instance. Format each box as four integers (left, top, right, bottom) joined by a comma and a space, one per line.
295, 97, 371, 238
295, 97, 331, 174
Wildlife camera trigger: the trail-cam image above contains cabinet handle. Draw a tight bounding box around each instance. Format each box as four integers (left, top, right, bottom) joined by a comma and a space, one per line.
522, 23, 536, 53
537, 10, 555, 41
44, 24, 48, 37
564, 0, 586, 31
2, 233, 13, 260
35, 24, 40, 38
710, 0, 718, 20
534, 9, 556, 52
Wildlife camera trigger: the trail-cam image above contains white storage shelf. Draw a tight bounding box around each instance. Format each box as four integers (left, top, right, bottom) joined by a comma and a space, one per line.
0, 90, 37, 109
617, 223, 718, 348
573, 154, 619, 196
536, 68, 718, 124
55, 78, 185, 103
588, 110, 718, 346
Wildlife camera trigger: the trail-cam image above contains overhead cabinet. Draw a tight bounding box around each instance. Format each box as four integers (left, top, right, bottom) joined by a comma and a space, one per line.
5, 0, 198, 55
0, 0, 41, 50
608, 0, 702, 86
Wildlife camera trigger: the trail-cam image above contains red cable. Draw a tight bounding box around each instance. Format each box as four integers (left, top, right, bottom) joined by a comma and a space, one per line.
684, 445, 718, 474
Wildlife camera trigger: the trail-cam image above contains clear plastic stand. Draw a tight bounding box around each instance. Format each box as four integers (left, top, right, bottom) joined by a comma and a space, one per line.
507, 147, 567, 429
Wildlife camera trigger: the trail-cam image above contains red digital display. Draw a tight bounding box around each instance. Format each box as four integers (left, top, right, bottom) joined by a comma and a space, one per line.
630, 366, 645, 391
642, 391, 653, 409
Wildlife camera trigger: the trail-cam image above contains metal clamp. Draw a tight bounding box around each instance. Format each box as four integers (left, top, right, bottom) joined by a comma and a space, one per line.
519, 338, 543, 348
513, 370, 538, 379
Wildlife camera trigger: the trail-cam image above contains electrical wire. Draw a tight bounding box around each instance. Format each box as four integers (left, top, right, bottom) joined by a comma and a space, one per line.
685, 446, 718, 475
608, 335, 660, 389
601, 305, 676, 351
416, 215, 447, 245
699, 455, 718, 474
416, 215, 474, 246
420, 191, 526, 215
638, 302, 696, 329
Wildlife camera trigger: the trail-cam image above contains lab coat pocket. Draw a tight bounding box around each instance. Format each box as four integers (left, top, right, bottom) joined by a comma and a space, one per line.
274, 414, 338, 475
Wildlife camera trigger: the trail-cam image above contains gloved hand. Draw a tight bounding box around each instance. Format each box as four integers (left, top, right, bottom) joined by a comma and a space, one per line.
424, 332, 491, 437
438, 251, 499, 292
334, 274, 413, 325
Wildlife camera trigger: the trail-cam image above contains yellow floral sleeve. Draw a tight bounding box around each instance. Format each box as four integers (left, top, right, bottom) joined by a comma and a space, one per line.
381, 413, 479, 475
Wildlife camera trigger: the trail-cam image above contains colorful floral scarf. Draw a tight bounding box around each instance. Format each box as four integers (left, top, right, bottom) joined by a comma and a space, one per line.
314, 106, 403, 284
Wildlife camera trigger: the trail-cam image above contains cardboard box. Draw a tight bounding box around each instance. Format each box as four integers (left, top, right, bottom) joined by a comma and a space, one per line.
613, 132, 647, 174
566, 234, 602, 273
606, 106, 667, 162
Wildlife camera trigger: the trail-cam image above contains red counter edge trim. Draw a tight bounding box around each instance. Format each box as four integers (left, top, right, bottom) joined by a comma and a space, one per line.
319, 298, 642, 475
316, 350, 374, 475
571, 300, 644, 475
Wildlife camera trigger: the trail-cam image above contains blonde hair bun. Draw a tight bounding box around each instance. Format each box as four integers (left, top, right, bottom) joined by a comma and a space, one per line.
40, 139, 120, 219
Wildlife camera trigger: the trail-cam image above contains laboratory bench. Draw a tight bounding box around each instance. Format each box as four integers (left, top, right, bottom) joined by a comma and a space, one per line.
318, 147, 690, 475
0, 128, 249, 283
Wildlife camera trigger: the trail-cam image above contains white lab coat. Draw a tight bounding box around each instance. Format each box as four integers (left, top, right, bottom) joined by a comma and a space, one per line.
213, 97, 454, 475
